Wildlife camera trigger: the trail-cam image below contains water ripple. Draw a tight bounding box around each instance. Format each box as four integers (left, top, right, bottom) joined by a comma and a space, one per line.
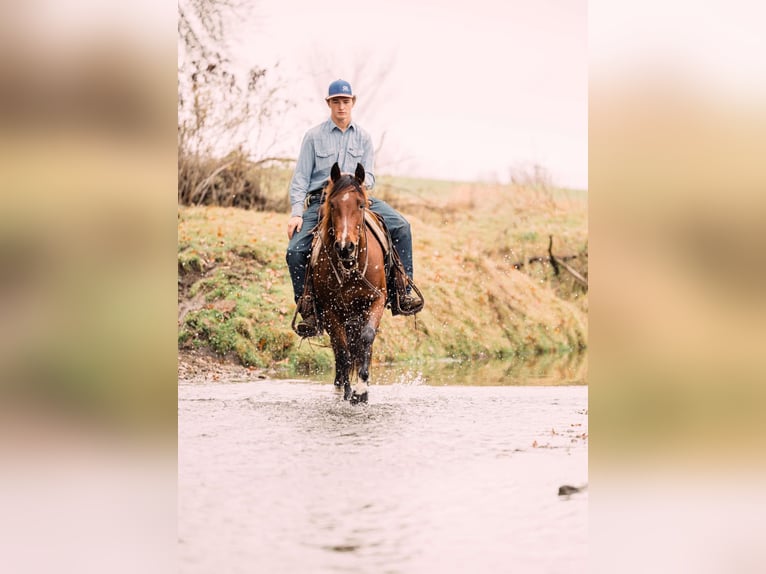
179, 380, 587, 573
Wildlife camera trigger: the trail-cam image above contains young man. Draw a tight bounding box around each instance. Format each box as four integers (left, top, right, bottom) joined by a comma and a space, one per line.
286, 79, 420, 337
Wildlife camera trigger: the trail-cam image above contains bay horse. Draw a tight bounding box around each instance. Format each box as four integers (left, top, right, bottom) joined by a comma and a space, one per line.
312, 162, 387, 404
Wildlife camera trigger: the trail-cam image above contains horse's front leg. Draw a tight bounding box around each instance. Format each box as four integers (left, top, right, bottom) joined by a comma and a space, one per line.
325, 313, 353, 398
351, 293, 387, 404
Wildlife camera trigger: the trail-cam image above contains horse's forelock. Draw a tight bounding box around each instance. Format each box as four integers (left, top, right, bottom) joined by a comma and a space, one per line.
319, 176, 367, 240
328, 175, 364, 198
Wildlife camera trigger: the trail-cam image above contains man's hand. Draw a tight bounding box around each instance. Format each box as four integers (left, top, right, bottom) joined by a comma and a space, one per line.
287, 215, 303, 239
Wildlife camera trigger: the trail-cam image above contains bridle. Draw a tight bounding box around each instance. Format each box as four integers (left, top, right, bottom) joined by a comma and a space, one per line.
322, 184, 371, 286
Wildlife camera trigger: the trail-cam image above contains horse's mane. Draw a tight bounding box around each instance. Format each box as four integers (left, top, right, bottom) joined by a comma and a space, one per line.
318, 174, 368, 240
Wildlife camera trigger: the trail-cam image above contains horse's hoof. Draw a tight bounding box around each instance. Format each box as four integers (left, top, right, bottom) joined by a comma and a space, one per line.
349, 392, 368, 405
343, 383, 352, 401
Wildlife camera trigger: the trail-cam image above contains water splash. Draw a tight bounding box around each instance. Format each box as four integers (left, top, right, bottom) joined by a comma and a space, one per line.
390, 370, 427, 387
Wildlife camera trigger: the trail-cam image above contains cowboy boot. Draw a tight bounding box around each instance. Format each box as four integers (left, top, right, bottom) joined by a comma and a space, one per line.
393, 267, 423, 315
294, 294, 320, 337
398, 292, 422, 314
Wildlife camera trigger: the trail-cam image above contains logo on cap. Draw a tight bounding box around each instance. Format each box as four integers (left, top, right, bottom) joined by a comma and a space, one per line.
326, 79, 355, 100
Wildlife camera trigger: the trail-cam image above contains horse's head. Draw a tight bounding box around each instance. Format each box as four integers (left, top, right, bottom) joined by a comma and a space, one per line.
320, 162, 368, 270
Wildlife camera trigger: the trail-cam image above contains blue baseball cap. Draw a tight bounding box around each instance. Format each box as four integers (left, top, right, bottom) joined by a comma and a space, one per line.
326, 79, 355, 100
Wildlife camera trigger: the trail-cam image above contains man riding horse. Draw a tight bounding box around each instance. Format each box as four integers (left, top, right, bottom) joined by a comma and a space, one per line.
286, 79, 422, 337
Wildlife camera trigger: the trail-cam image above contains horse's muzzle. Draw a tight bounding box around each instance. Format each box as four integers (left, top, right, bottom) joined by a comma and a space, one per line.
334, 241, 357, 269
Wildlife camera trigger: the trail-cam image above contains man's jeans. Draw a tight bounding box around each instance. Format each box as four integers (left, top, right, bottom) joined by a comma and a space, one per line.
286, 197, 414, 303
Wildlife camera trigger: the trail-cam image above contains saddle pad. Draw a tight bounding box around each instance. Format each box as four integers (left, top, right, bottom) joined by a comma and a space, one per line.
310, 226, 323, 267
364, 211, 390, 254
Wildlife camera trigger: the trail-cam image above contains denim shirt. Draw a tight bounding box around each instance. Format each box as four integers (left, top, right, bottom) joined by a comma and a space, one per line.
289, 119, 375, 217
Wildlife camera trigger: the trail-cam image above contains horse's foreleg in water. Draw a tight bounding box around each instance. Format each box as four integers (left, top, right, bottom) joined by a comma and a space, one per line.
351, 295, 386, 404
335, 345, 353, 399
325, 314, 353, 397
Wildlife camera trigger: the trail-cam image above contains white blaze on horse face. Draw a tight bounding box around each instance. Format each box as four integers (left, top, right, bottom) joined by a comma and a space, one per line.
340, 191, 351, 246
341, 219, 349, 246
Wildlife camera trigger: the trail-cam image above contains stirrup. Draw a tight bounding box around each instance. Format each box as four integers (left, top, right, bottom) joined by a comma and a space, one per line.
393, 282, 424, 316
295, 316, 320, 338
291, 294, 321, 337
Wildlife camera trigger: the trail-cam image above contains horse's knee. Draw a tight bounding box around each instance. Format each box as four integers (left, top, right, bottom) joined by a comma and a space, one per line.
361, 324, 376, 346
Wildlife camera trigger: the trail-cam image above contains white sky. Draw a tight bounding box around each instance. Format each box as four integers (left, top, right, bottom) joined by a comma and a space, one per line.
228, 0, 588, 188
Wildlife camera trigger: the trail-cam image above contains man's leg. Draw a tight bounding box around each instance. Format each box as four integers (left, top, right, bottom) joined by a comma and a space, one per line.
368, 198, 413, 281
286, 202, 320, 335
368, 198, 421, 313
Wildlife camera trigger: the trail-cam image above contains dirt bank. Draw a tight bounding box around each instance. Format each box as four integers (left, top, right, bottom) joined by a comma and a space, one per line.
178, 349, 271, 385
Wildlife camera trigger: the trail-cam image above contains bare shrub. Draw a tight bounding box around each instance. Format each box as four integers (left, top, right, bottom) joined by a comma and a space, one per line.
178, 0, 294, 210
178, 148, 290, 211
509, 162, 558, 210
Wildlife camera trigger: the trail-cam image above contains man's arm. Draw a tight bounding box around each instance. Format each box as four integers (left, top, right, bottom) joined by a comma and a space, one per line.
286, 132, 315, 239
289, 133, 315, 218
360, 131, 375, 191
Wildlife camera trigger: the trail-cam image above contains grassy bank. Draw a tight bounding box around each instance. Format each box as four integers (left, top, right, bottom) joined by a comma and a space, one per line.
178, 174, 587, 375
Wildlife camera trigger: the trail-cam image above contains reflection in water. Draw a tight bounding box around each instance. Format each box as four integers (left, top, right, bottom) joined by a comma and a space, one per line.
284, 351, 587, 387
382, 351, 587, 386
179, 376, 588, 574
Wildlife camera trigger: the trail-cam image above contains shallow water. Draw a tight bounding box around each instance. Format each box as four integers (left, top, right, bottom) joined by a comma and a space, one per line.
179, 373, 588, 573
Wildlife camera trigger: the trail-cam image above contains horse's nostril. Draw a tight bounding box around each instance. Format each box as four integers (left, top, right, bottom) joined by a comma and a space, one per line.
335, 242, 356, 258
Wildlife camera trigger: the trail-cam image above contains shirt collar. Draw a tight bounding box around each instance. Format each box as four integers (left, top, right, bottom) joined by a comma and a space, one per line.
326, 118, 356, 133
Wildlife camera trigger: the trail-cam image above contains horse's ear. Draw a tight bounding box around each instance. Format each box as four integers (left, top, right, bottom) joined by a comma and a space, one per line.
330, 162, 341, 183
354, 163, 365, 184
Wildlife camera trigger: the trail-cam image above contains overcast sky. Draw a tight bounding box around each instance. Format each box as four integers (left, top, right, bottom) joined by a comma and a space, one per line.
228, 0, 588, 189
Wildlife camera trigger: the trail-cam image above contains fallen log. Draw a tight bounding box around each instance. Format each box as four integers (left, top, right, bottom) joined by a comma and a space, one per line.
548, 235, 588, 290
509, 237, 588, 291
510, 254, 580, 269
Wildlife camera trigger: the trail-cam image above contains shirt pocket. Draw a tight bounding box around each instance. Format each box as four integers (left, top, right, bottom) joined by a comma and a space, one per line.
346, 145, 364, 170
315, 144, 336, 172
